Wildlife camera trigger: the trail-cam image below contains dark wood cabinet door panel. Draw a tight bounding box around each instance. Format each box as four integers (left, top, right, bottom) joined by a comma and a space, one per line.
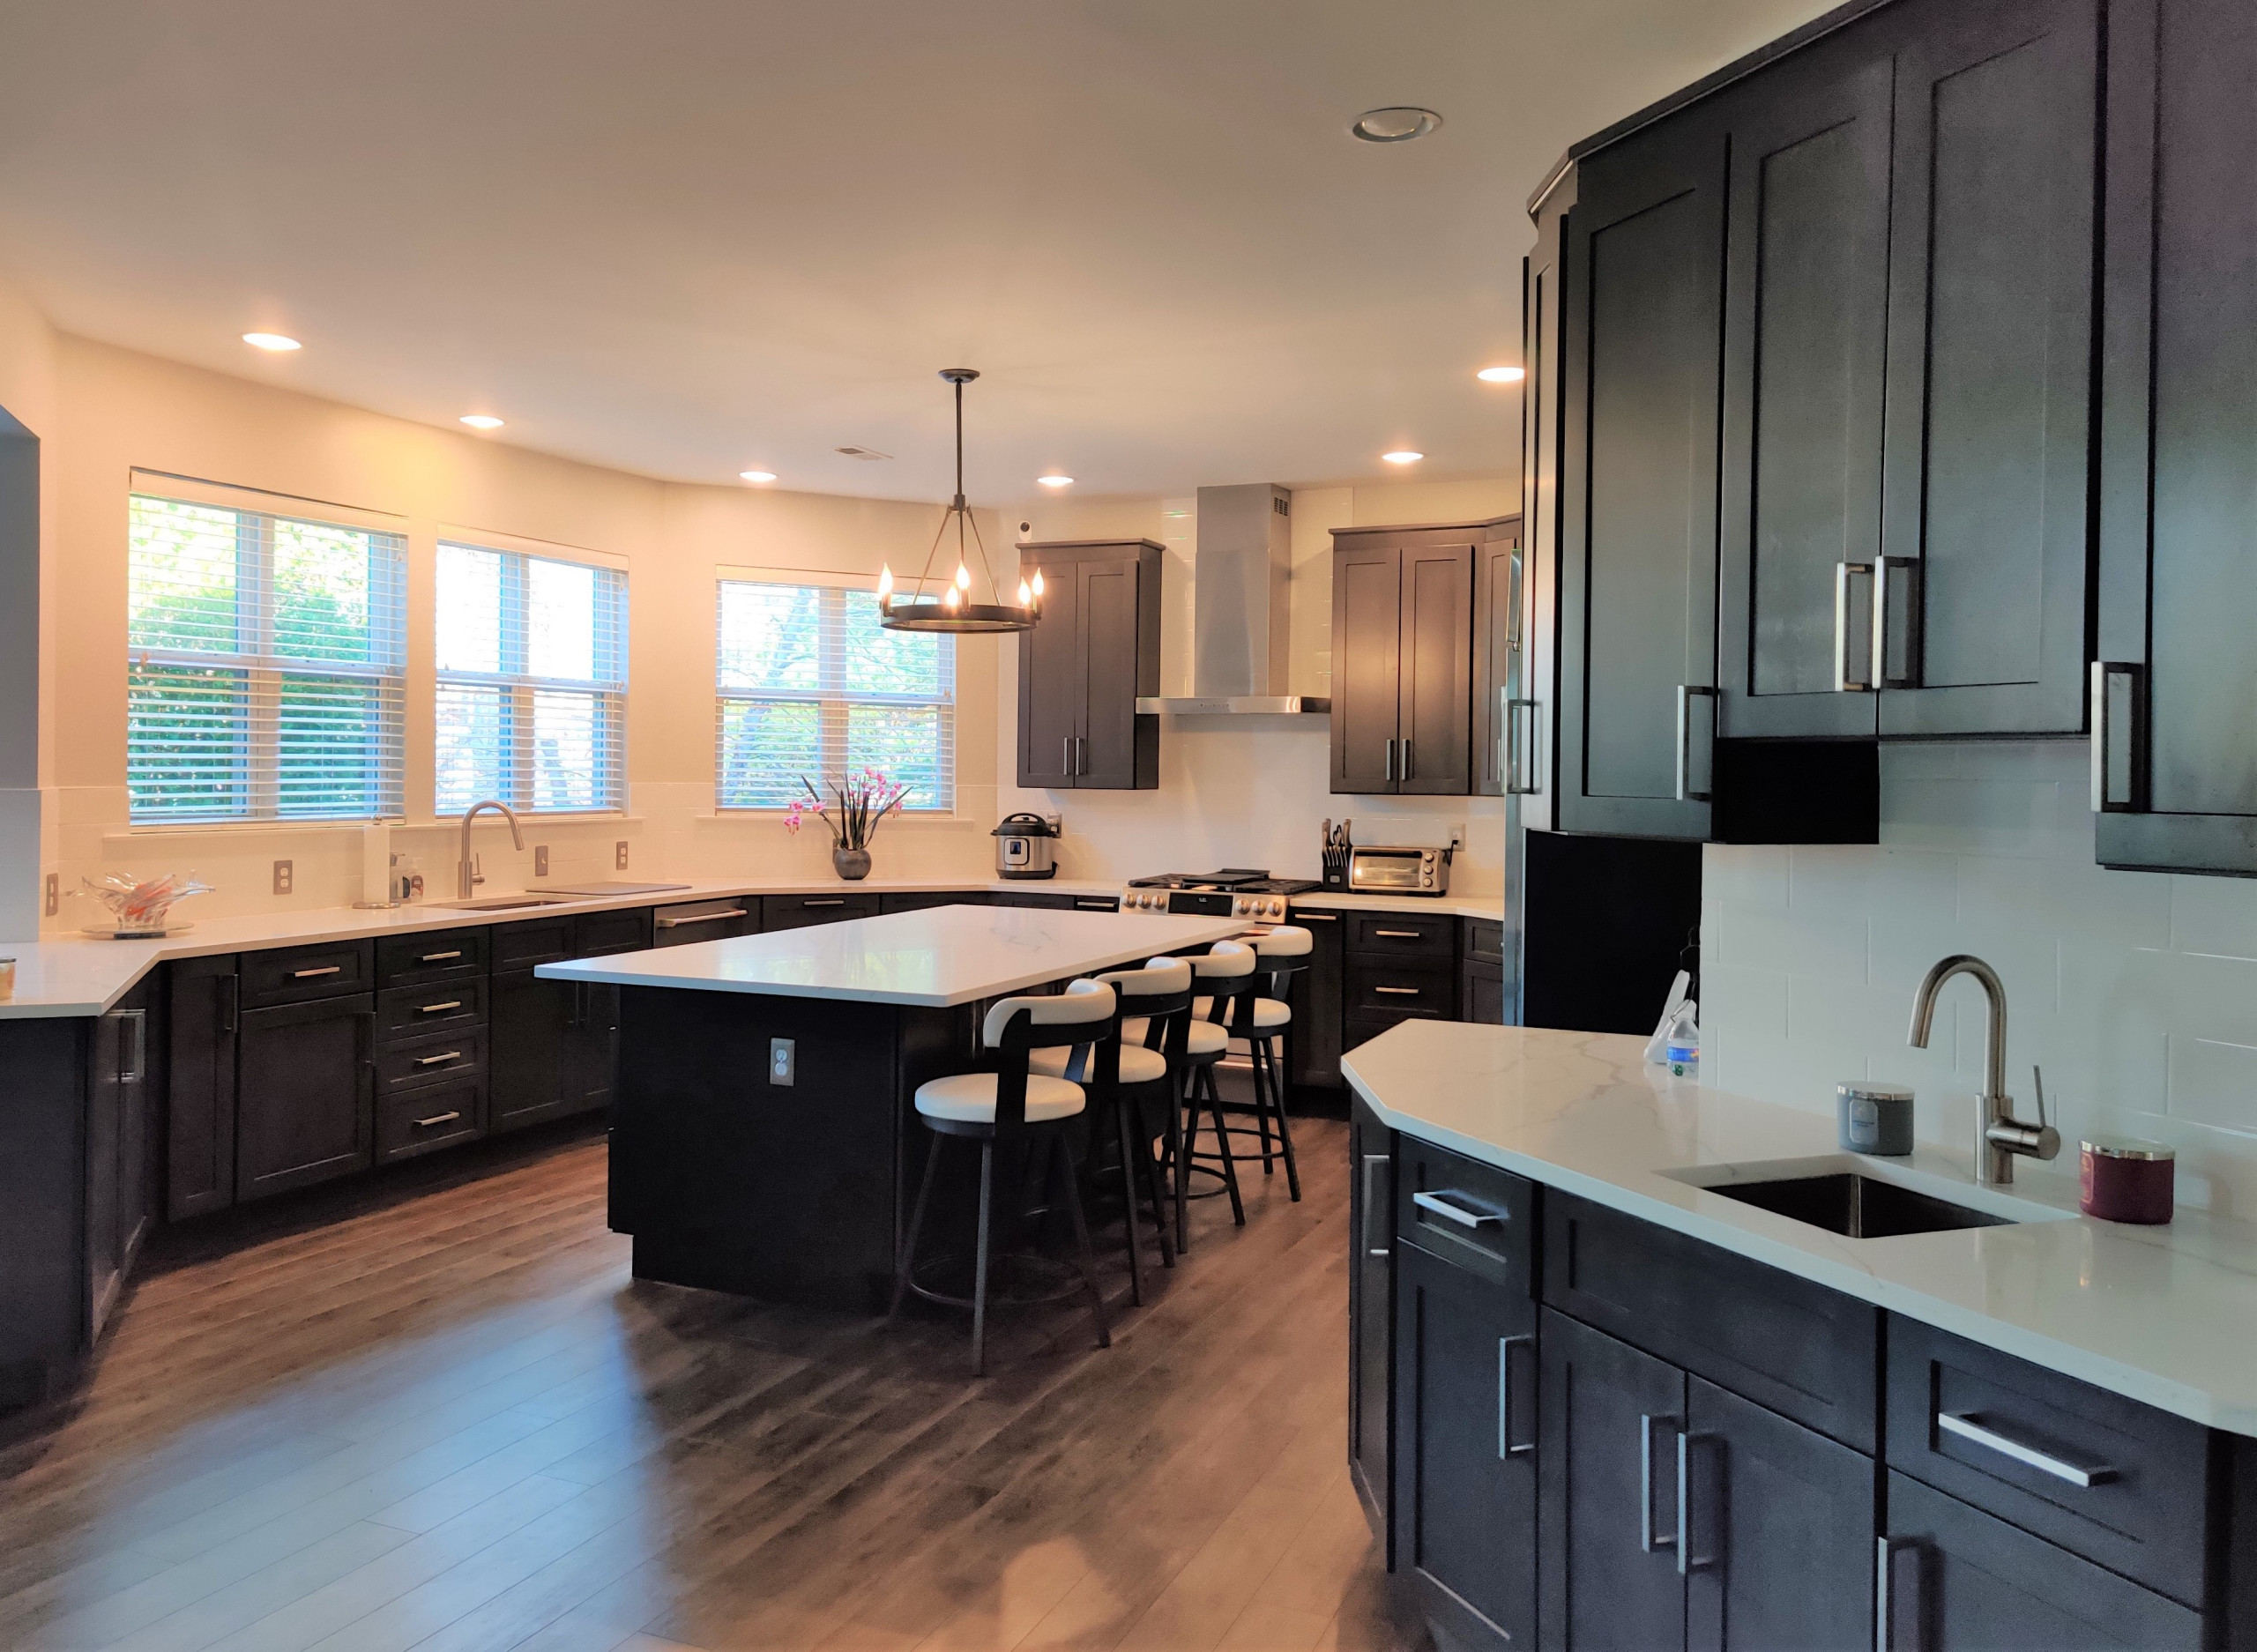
879, 890, 991, 914
1017, 546, 1082, 789
1076, 556, 1145, 789
1394, 1241, 1538, 1650
1877, 0, 2097, 737
239, 939, 376, 1008
491, 916, 574, 971
165, 956, 238, 1219
1344, 962, 1455, 1022
1717, 45, 1894, 740
488, 971, 581, 1133
374, 1075, 486, 1164
1331, 543, 1404, 794
374, 926, 488, 987
1460, 959, 1507, 1025
1883, 1473, 2202, 1651
1560, 112, 1728, 838
760, 893, 882, 931
376, 977, 486, 1042
1473, 531, 1524, 797
1287, 907, 1345, 1093
1538, 1308, 1689, 1652
235, 995, 374, 1201
1347, 1094, 1393, 1553
1687, 1378, 1874, 1652
1398, 543, 1475, 795
572, 907, 652, 958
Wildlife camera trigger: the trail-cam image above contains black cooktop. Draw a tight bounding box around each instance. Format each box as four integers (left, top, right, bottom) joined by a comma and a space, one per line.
1128, 870, 1322, 896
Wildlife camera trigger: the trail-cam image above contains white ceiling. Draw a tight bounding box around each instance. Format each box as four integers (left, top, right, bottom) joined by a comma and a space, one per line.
0, 0, 1836, 502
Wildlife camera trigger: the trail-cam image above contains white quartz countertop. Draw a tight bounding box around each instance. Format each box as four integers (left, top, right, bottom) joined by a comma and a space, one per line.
1288, 891, 1504, 921
1345, 1020, 2257, 1439
536, 905, 1244, 1007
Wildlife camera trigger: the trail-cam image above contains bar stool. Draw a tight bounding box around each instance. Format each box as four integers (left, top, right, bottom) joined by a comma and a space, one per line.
1174, 940, 1260, 1250
894, 979, 1116, 1375
1239, 925, 1310, 1202
1030, 957, 1191, 1305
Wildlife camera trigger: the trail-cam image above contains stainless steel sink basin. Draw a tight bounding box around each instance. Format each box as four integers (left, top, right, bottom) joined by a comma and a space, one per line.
430, 896, 577, 912
1704, 1172, 2014, 1237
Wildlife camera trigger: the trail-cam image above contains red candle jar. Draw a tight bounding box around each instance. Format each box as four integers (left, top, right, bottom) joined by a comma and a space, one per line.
2080, 1136, 2176, 1224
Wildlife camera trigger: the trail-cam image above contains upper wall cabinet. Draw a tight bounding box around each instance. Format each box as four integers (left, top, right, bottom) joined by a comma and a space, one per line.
1472, 521, 1527, 799
1015, 540, 1162, 791
2095, 0, 2257, 874
1331, 520, 1511, 797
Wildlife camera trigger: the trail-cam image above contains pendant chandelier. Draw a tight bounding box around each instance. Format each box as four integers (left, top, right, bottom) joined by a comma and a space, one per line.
876, 368, 1042, 634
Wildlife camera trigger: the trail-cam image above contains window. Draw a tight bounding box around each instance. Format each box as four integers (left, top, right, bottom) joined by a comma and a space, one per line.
716, 579, 955, 811
128, 492, 406, 823
435, 541, 628, 814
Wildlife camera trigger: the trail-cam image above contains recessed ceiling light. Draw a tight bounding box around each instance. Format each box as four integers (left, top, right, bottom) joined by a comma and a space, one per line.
1037, 474, 1075, 488
242, 331, 301, 352
1351, 107, 1442, 144
740, 469, 777, 483
1477, 365, 1525, 383
459, 414, 505, 430
1382, 450, 1424, 465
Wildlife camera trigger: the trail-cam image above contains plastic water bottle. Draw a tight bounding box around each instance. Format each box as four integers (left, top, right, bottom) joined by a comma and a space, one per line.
1664, 1003, 1700, 1078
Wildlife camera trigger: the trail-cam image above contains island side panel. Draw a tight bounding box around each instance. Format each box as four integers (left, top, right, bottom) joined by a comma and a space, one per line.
610, 985, 958, 1313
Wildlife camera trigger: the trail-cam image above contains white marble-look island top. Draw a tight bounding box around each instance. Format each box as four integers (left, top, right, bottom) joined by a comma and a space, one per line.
536, 904, 1244, 1008
1345, 1019, 2257, 1439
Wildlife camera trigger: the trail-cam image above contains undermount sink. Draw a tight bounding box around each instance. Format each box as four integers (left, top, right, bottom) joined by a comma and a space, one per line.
1660, 1155, 2076, 1239
430, 896, 577, 912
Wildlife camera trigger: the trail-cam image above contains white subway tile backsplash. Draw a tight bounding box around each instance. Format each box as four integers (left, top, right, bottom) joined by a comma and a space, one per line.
2167, 1035, 2257, 1138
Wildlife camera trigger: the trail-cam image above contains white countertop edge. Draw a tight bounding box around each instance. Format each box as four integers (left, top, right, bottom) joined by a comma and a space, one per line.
1345, 1031, 2257, 1439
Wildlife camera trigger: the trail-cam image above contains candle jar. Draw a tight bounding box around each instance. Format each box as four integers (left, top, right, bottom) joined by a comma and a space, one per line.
2080, 1136, 2175, 1224
1838, 1082, 1915, 1156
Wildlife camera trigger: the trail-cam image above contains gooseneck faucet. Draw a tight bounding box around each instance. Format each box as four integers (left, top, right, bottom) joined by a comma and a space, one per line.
457, 800, 525, 899
1907, 954, 2060, 1185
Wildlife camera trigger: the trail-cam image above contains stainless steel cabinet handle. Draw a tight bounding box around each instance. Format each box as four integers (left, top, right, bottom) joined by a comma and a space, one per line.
1075, 898, 1115, 910
1936, 1412, 2114, 1487
1359, 1155, 1390, 1257
1876, 1536, 1924, 1652
1062, 735, 1073, 775
1674, 685, 1717, 803
413, 1050, 465, 1067
420, 949, 464, 963
413, 1111, 463, 1128
1676, 1431, 1719, 1575
1835, 562, 1877, 691
220, 974, 239, 1035
1505, 697, 1541, 793
654, 909, 749, 928
1382, 738, 1396, 781
1373, 929, 1423, 939
1639, 1413, 1681, 1553
1873, 556, 1920, 689
1498, 1335, 1535, 1458
292, 965, 344, 979
1412, 1188, 1504, 1227
2090, 661, 2145, 813
1076, 735, 1088, 775
119, 1008, 148, 1083
804, 898, 845, 908
1373, 985, 1422, 996
1294, 912, 1337, 922
1401, 738, 1414, 781
418, 1000, 464, 1015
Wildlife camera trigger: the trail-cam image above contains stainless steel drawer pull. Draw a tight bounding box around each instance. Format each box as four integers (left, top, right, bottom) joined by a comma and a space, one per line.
1936, 1412, 2115, 1487
1294, 912, 1337, 922
1876, 1536, 1923, 1652
1373, 929, 1423, 939
1412, 1189, 1504, 1227
804, 898, 846, 907
1373, 985, 1422, 996
413, 1111, 463, 1128
421, 949, 464, 963
418, 1001, 464, 1015
413, 1050, 465, 1067
292, 965, 344, 979
654, 909, 749, 928
1639, 1413, 1681, 1553
1498, 1335, 1535, 1459
1360, 1156, 1389, 1258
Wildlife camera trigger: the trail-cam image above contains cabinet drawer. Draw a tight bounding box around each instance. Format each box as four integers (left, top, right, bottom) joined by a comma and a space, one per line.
652, 898, 758, 946
1463, 918, 1504, 962
375, 926, 488, 987
1345, 1011, 1419, 1056
375, 1075, 485, 1164
1346, 911, 1456, 960
762, 893, 882, 930
574, 906, 652, 957
1544, 1191, 1878, 1452
377, 978, 486, 1043
880, 890, 991, 913
1886, 1315, 2211, 1606
492, 916, 574, 971
1345, 962, 1454, 1020
240, 940, 376, 1008
376, 1030, 487, 1095
1394, 1137, 1535, 1292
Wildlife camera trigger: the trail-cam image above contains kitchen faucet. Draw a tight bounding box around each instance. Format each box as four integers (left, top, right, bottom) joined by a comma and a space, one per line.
457, 800, 525, 899
1906, 954, 2060, 1185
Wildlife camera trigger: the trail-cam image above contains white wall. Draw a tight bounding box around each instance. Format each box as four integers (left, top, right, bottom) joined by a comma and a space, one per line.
1704, 740, 2257, 1217
997, 479, 1517, 890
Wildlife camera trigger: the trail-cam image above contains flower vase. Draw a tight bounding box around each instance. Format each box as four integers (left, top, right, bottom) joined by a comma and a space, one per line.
833, 846, 872, 882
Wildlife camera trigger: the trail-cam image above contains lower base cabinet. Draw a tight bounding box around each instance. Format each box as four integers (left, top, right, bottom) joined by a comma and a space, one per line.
235, 994, 375, 1201
489, 972, 615, 1133
1348, 1094, 1394, 1545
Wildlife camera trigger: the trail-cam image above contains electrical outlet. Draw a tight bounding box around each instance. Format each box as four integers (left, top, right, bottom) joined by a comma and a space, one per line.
272, 859, 294, 896
534, 845, 550, 878
615, 840, 629, 870
769, 1037, 795, 1087
43, 872, 58, 918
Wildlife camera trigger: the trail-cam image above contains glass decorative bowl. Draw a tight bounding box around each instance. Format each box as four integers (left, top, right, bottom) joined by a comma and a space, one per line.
73, 872, 212, 939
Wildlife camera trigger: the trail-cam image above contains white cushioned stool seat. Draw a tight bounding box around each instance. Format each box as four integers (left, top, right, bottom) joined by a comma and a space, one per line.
913, 1070, 1086, 1126
1126, 1016, 1225, 1058
1030, 1042, 1169, 1086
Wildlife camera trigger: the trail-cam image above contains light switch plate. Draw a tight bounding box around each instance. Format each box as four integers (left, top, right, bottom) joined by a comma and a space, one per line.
534, 845, 550, 877
615, 840, 629, 870
43, 872, 58, 918
272, 859, 294, 896
770, 1037, 795, 1086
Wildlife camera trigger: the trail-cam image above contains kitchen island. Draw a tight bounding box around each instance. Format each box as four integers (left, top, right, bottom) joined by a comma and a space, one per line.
539, 903, 1240, 1312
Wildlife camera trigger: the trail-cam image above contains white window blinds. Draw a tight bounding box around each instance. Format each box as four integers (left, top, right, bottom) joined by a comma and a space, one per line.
716, 579, 955, 811
436, 542, 628, 814
128, 493, 407, 823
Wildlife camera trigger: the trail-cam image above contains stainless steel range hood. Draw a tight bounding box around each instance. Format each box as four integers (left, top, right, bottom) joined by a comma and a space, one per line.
1137, 483, 1330, 715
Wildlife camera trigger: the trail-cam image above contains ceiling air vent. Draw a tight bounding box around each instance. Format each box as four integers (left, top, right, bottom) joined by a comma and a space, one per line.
834, 446, 892, 460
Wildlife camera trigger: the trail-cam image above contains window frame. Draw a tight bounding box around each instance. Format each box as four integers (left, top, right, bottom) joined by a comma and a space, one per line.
713, 573, 958, 815
433, 538, 629, 817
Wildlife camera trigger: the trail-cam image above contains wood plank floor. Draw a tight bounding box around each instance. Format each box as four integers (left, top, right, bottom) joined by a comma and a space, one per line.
0, 1109, 1426, 1652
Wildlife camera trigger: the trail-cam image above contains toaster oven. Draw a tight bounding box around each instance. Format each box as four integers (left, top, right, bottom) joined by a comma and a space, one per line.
1346, 846, 1450, 896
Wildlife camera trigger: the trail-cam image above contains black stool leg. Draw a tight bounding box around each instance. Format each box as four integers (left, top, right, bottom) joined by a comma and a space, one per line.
1201, 1064, 1246, 1225
1172, 1072, 1194, 1254
972, 1139, 995, 1377
1263, 1038, 1302, 1202
1137, 1092, 1176, 1268
1053, 1133, 1111, 1350
1112, 1097, 1146, 1306
890, 1132, 942, 1318
1253, 1041, 1277, 1174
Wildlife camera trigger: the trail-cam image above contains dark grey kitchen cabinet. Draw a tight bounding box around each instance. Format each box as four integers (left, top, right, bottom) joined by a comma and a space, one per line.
165, 953, 237, 1219
1014, 539, 1161, 791
1471, 519, 1526, 797
652, 897, 759, 944
1461, 919, 1507, 1025
1347, 1092, 1394, 1553
235, 993, 375, 1201
2095, 0, 2257, 874
760, 892, 881, 930
1394, 1239, 1538, 1651
488, 910, 645, 1134
1330, 523, 1484, 796
87, 983, 157, 1342
1286, 905, 1345, 1096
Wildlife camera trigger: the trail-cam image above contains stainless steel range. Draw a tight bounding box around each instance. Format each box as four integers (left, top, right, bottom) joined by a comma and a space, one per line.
1117, 869, 1321, 924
